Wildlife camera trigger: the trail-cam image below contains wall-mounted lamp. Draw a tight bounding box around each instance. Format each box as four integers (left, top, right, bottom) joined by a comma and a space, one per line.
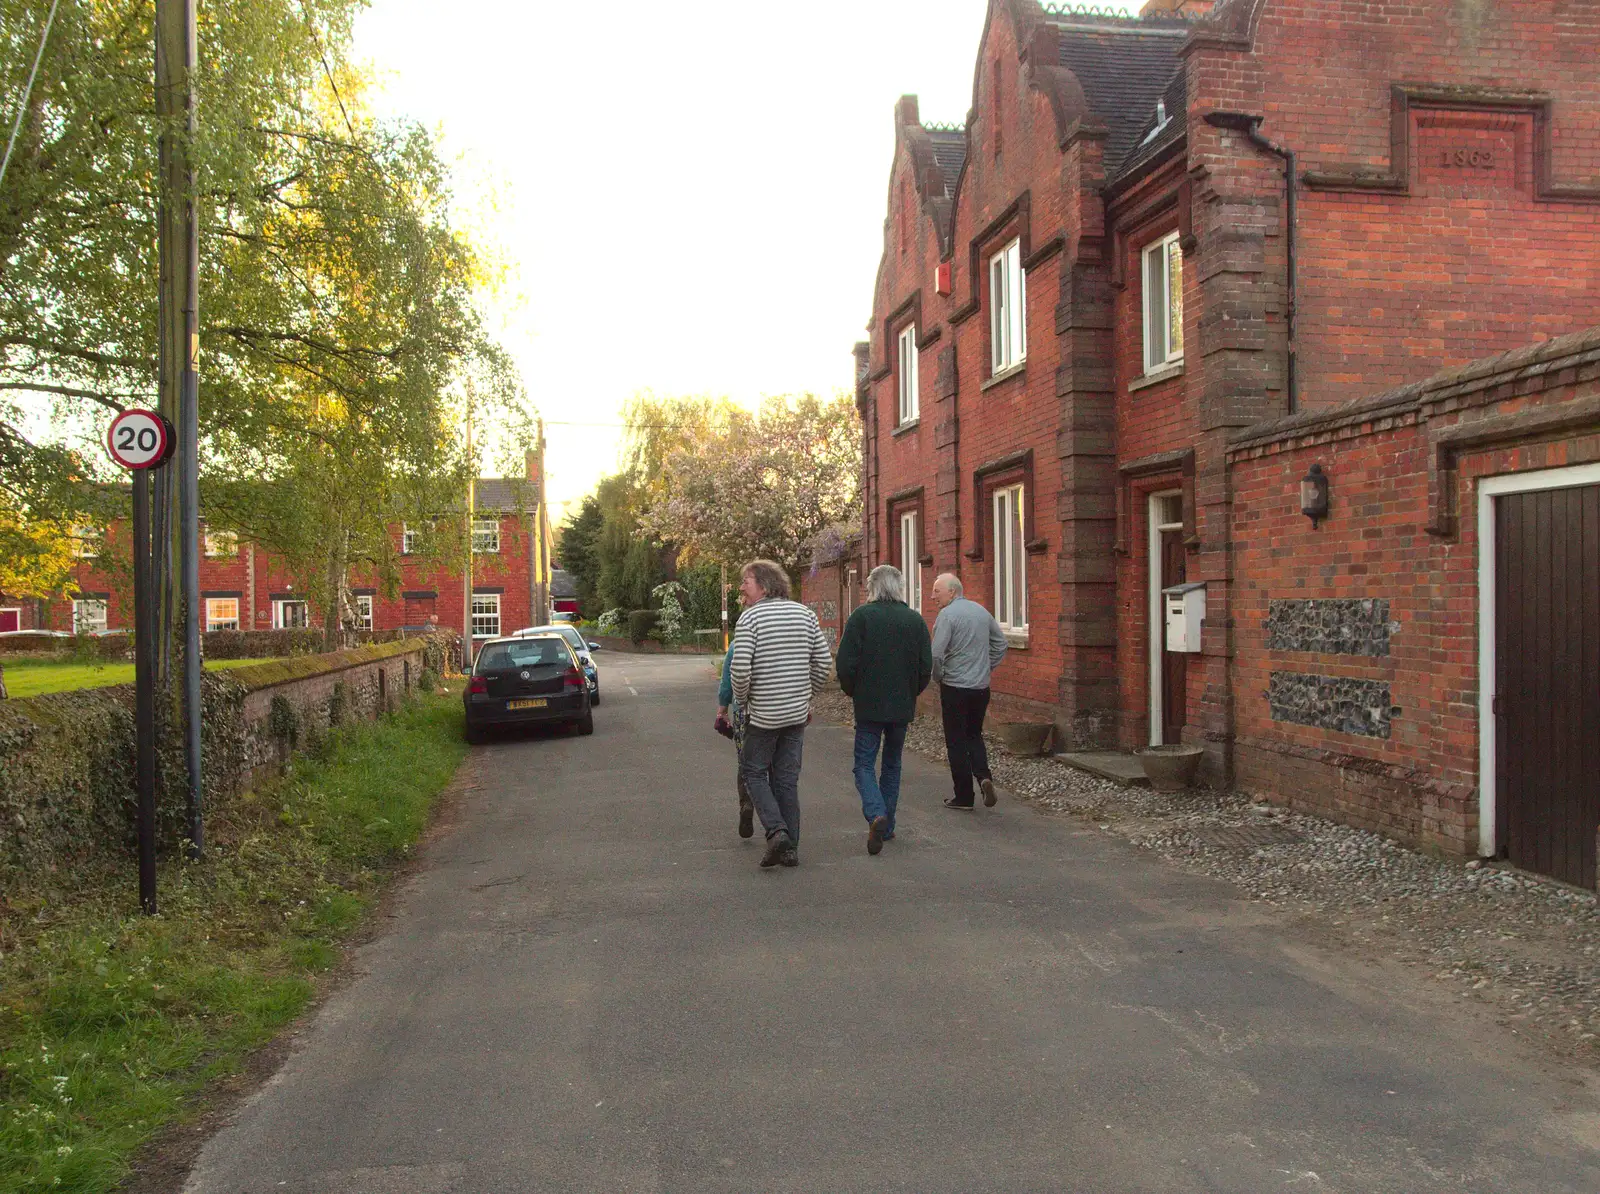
1300, 463, 1329, 528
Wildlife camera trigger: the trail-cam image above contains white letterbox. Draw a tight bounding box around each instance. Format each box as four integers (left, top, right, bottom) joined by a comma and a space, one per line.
1163, 581, 1206, 653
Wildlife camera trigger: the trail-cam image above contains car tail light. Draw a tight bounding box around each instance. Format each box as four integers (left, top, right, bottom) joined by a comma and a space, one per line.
468, 675, 487, 694
561, 666, 584, 691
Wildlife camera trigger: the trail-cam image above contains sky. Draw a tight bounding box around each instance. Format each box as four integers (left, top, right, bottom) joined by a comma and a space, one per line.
348, 0, 1016, 524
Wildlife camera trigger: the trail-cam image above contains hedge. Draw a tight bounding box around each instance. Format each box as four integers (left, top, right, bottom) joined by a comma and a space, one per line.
627, 609, 659, 644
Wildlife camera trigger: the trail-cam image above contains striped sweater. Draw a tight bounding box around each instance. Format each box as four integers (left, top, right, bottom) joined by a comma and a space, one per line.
729, 598, 833, 729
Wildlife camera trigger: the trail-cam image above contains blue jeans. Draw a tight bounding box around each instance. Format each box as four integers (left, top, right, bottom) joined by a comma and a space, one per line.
741, 724, 806, 843
853, 721, 908, 834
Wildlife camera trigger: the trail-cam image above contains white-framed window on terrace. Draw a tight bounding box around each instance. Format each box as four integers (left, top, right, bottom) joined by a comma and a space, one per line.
897, 323, 919, 425
71, 525, 98, 559
354, 594, 374, 631
472, 518, 500, 553
1142, 230, 1184, 374
73, 598, 108, 635
992, 484, 1027, 633
205, 597, 240, 631
989, 237, 1026, 374
471, 592, 501, 638
273, 599, 309, 630
203, 527, 238, 558
899, 509, 922, 611
401, 524, 417, 555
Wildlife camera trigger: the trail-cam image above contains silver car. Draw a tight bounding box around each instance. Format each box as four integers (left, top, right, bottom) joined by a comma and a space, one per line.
511, 624, 602, 704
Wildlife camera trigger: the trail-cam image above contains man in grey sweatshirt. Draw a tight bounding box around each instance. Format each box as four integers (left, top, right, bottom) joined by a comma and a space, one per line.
929, 573, 1008, 809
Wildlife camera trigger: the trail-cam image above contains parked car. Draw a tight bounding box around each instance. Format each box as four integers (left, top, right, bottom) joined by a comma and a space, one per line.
463, 634, 593, 744
512, 623, 602, 704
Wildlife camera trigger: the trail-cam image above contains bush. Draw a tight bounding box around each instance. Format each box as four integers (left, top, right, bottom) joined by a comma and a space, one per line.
595, 607, 626, 635
627, 609, 658, 644
204, 628, 324, 660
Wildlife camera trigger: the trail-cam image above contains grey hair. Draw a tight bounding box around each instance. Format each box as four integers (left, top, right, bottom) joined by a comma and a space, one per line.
866, 564, 905, 603
935, 572, 964, 598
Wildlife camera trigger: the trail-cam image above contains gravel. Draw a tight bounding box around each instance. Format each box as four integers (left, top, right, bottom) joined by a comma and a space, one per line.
812, 689, 1600, 1064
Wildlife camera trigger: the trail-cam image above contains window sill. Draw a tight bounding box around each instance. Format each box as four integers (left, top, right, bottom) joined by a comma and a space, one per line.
1129, 361, 1184, 393
982, 362, 1026, 392
1003, 630, 1030, 648
892, 418, 921, 438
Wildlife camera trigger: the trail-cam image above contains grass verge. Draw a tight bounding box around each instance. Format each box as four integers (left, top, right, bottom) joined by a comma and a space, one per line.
0, 687, 468, 1192
2, 658, 278, 699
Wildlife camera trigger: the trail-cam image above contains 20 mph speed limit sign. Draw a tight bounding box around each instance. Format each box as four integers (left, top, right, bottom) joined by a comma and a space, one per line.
106, 409, 176, 470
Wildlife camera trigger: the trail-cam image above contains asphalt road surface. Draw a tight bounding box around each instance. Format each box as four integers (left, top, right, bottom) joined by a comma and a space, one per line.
185, 654, 1600, 1193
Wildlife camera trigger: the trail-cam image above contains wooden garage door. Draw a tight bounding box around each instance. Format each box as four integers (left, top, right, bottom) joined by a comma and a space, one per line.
1494, 484, 1600, 889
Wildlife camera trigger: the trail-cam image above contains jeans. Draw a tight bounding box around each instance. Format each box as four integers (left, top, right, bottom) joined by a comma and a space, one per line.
740, 723, 806, 844
940, 684, 991, 805
853, 721, 908, 834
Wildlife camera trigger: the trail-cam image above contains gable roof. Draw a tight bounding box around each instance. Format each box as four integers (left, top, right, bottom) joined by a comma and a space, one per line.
1111, 61, 1187, 185
471, 478, 536, 512
1050, 17, 1188, 178
925, 127, 967, 198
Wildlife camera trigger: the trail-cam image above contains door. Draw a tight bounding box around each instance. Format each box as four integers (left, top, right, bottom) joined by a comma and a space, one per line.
1160, 528, 1188, 745
1494, 483, 1600, 888
0, 608, 19, 632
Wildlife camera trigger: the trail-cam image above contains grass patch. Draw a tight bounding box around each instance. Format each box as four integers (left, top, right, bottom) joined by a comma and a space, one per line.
0, 687, 468, 1192
2, 658, 278, 699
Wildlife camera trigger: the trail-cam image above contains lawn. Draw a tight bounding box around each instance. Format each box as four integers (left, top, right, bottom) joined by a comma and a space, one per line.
1, 656, 277, 699
0, 685, 468, 1193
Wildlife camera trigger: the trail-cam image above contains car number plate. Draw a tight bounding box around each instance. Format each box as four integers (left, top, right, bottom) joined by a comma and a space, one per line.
506, 698, 547, 710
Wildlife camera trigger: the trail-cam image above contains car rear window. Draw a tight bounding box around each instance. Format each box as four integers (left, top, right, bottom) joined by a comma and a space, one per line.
477, 640, 568, 671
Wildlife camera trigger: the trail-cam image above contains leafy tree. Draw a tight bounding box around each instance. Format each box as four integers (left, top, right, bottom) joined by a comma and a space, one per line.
557, 493, 604, 615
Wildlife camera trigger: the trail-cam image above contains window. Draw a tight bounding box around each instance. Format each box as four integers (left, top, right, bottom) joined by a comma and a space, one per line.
73, 598, 108, 635
401, 524, 417, 555
471, 592, 501, 638
205, 598, 240, 631
898, 509, 922, 611
1142, 231, 1184, 373
992, 484, 1027, 633
989, 238, 1026, 374
273, 599, 309, 629
897, 323, 919, 425
203, 527, 238, 558
71, 525, 97, 558
472, 518, 500, 553
354, 594, 374, 631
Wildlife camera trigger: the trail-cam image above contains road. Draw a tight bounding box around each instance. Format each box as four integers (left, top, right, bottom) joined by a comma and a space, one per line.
185, 653, 1600, 1193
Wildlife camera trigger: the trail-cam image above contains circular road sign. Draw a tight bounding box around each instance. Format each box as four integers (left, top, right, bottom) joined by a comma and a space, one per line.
106, 409, 175, 470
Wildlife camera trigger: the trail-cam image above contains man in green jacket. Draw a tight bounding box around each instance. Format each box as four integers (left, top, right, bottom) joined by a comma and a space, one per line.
835, 563, 933, 856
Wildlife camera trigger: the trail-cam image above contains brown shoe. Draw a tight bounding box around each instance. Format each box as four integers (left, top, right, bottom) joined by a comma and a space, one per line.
867, 815, 888, 856
738, 802, 754, 839
980, 777, 997, 807
761, 832, 791, 868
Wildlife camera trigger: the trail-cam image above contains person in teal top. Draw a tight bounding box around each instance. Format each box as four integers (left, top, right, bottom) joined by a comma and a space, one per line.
717, 637, 754, 839
835, 563, 933, 855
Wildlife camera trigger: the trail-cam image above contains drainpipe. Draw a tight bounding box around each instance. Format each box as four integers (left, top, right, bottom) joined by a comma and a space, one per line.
1203, 112, 1298, 414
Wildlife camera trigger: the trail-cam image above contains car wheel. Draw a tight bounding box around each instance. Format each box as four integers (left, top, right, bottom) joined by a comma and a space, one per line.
465, 721, 485, 745
577, 710, 595, 736
590, 687, 600, 706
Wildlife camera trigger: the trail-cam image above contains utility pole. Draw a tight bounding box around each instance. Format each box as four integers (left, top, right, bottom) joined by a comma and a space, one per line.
156, 0, 203, 855
463, 394, 474, 672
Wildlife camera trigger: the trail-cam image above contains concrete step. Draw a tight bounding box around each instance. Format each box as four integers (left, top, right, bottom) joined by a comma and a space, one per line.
1055, 750, 1150, 788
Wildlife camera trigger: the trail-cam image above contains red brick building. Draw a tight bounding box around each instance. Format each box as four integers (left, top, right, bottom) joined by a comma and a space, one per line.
4, 449, 554, 653
846, 0, 1600, 882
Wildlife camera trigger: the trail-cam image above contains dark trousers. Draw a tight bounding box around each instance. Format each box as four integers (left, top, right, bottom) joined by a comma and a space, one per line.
740, 724, 805, 843
940, 683, 991, 805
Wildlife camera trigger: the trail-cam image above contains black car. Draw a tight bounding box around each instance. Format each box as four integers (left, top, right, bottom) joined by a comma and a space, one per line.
463, 634, 594, 744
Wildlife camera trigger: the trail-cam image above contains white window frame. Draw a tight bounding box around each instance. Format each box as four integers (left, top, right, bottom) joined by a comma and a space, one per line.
989, 238, 1026, 375
1142, 230, 1184, 374
897, 323, 919, 425
272, 599, 309, 630
203, 527, 238, 558
401, 524, 417, 555
354, 594, 374, 631
72, 598, 108, 635
471, 592, 501, 639
205, 597, 240, 632
71, 525, 97, 559
472, 518, 500, 554
992, 484, 1028, 634
899, 509, 922, 611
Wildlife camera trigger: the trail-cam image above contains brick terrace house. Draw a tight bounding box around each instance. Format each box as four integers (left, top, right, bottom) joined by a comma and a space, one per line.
841, 0, 1600, 884
4, 446, 554, 654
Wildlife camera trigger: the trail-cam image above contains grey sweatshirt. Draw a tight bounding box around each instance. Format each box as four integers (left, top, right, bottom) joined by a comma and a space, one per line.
930, 597, 1008, 689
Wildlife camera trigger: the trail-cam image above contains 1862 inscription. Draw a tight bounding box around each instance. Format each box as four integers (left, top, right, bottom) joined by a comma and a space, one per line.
1441, 147, 1495, 168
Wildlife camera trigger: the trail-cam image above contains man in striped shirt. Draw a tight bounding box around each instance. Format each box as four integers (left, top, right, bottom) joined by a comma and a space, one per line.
729, 559, 833, 868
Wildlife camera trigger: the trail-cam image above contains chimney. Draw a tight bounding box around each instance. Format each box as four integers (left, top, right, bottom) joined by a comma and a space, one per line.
895, 95, 920, 130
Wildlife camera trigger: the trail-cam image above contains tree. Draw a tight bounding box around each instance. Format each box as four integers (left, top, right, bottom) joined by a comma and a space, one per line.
557, 494, 604, 614
638, 393, 861, 582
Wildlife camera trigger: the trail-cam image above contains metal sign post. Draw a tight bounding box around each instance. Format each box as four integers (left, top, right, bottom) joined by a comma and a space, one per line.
107, 409, 175, 913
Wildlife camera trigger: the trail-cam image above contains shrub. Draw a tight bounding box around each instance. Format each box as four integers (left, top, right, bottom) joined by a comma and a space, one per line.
595, 608, 626, 635
204, 628, 324, 660
651, 580, 689, 644
627, 609, 658, 644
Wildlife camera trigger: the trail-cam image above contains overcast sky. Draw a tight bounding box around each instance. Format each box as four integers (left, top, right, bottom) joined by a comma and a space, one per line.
349, 0, 1052, 522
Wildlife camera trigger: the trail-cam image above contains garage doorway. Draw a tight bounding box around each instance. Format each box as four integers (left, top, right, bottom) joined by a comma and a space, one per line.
1148, 490, 1186, 746
1478, 464, 1600, 888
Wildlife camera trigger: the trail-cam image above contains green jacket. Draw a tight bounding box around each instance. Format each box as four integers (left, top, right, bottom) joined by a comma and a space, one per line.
835, 598, 933, 724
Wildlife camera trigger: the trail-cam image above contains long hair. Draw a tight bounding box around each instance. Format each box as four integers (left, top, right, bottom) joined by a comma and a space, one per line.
866, 564, 905, 603
742, 559, 791, 600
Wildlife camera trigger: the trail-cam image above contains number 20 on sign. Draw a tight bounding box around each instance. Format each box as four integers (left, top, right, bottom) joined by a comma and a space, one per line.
106, 408, 176, 470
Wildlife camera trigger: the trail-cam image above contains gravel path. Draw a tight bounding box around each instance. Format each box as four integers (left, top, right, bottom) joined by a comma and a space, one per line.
813, 688, 1600, 1066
